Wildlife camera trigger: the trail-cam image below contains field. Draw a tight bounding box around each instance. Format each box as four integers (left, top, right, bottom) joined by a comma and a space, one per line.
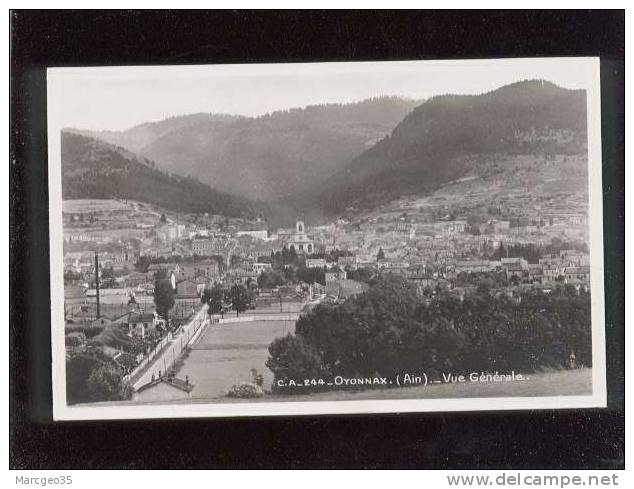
177, 319, 296, 399
62, 198, 130, 213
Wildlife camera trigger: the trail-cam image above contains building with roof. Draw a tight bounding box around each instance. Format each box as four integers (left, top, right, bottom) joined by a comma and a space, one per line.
455, 260, 493, 274
564, 266, 590, 283
305, 258, 326, 269
251, 262, 272, 274
132, 374, 194, 402
504, 262, 526, 280
192, 238, 223, 256
91, 316, 113, 328
64, 285, 87, 301
325, 279, 369, 300
236, 229, 268, 241
288, 221, 314, 254
128, 312, 160, 338
176, 280, 199, 298
325, 267, 347, 283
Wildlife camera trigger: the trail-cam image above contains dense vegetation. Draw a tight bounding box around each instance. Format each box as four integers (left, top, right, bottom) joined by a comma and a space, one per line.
71, 113, 243, 153
66, 347, 132, 404
153, 270, 175, 328
134, 254, 225, 273
255, 246, 329, 288
74, 97, 422, 203
291, 80, 588, 216
267, 275, 592, 394
61, 131, 256, 217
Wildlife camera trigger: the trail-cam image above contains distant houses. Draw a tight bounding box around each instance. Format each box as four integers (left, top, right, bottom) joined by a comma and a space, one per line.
251, 262, 272, 274
325, 279, 369, 300
455, 260, 492, 274
325, 267, 347, 283
563, 266, 590, 282
305, 258, 326, 269
175, 280, 198, 299
236, 229, 268, 241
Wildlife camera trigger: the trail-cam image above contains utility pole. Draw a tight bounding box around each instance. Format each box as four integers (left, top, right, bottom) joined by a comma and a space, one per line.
94, 252, 100, 319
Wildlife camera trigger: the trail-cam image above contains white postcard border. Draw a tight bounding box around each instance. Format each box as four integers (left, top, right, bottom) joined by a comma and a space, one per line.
47, 57, 607, 421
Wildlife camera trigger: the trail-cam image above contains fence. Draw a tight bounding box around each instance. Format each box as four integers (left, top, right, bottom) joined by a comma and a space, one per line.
215, 313, 300, 324
127, 304, 208, 390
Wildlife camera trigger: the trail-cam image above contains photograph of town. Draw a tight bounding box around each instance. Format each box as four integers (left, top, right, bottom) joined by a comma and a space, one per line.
49, 59, 604, 417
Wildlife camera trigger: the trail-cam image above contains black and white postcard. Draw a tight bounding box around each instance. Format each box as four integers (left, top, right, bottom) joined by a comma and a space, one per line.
47, 58, 606, 420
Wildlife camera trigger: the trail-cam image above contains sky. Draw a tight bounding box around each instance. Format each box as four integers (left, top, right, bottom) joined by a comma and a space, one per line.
48, 58, 598, 132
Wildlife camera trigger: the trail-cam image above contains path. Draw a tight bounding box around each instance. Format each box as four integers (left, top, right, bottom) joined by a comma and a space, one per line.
131, 303, 208, 390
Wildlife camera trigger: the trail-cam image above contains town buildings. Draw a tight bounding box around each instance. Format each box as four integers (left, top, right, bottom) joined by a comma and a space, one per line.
63, 199, 592, 342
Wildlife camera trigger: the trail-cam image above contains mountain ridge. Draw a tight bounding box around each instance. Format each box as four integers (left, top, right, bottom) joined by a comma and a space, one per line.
61, 131, 257, 218
286, 80, 588, 218
62, 80, 588, 225
71, 96, 423, 202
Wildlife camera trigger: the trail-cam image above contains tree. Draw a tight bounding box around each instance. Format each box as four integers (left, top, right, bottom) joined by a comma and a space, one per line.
346, 266, 374, 284
295, 265, 325, 285
288, 245, 298, 265
228, 284, 250, 317
154, 271, 175, 329
66, 348, 131, 404
266, 275, 593, 394
65, 332, 86, 347
100, 266, 117, 288
294, 274, 423, 378
63, 269, 81, 282
86, 363, 131, 402
266, 334, 329, 393
257, 269, 286, 289
202, 284, 225, 319
134, 255, 151, 273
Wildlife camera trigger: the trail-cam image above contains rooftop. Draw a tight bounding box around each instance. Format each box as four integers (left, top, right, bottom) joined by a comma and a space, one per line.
129, 312, 155, 323
135, 376, 194, 394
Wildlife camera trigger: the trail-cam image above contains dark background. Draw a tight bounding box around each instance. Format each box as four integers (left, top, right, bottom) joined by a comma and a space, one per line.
10, 10, 624, 469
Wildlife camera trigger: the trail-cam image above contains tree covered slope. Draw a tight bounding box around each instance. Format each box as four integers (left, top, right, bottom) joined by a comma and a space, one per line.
61, 131, 257, 217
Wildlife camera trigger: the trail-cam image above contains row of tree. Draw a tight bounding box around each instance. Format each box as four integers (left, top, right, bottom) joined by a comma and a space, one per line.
267, 275, 592, 393
201, 283, 252, 319
482, 240, 588, 264
134, 254, 224, 273
256, 266, 327, 289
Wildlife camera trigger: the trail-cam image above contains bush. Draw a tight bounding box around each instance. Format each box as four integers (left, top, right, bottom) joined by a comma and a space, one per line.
87, 363, 130, 402
65, 331, 86, 347
226, 382, 264, 398
65, 323, 105, 339
66, 347, 132, 404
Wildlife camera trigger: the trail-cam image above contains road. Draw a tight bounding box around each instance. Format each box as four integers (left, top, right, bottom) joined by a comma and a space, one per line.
131, 303, 208, 390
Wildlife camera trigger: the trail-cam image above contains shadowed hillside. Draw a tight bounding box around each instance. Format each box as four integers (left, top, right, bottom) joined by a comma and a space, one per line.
74, 97, 422, 202
61, 131, 257, 217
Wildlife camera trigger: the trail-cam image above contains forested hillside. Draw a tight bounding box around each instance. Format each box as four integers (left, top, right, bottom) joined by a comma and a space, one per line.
291, 80, 587, 216
61, 131, 256, 217
76, 96, 422, 201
